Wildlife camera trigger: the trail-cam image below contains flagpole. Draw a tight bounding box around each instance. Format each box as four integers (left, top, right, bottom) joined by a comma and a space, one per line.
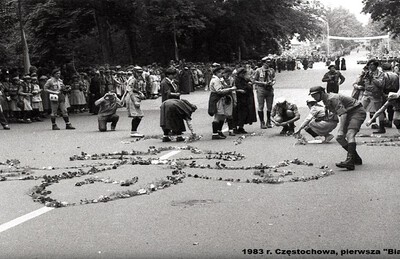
17, 0, 31, 75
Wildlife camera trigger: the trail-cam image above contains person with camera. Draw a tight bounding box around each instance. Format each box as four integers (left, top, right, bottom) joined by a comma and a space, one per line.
95, 91, 122, 132
360, 60, 385, 134
322, 65, 345, 93
44, 68, 75, 130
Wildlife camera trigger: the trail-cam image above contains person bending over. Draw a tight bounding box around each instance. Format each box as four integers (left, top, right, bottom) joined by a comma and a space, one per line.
309, 86, 366, 171
294, 98, 338, 143
271, 98, 300, 135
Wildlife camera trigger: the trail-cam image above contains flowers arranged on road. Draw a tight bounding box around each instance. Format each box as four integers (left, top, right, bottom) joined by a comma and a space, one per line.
358, 134, 400, 146
0, 146, 334, 209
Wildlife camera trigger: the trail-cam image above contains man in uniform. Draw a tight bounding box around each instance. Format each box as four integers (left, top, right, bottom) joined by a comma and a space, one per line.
309, 86, 366, 170
253, 57, 276, 129
361, 60, 385, 133
381, 63, 399, 128
322, 65, 345, 93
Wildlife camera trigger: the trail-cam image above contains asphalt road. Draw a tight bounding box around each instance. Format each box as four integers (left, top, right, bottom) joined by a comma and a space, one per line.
1, 50, 399, 259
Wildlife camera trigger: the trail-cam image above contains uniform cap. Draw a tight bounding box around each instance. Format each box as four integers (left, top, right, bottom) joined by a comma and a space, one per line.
262, 56, 272, 62
309, 86, 325, 95
212, 66, 224, 74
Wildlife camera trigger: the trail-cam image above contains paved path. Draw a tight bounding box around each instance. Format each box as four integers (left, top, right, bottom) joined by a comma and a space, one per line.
0, 51, 399, 259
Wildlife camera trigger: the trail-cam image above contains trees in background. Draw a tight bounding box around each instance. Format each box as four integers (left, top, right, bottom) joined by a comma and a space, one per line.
325, 7, 365, 52
0, 0, 336, 68
362, 0, 400, 37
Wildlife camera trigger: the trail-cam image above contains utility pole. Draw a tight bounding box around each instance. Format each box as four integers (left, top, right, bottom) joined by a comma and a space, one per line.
172, 15, 179, 61
326, 21, 330, 59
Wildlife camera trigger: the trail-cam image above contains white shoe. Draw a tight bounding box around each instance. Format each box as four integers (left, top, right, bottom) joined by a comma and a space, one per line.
307, 139, 323, 144
130, 132, 144, 138
324, 134, 334, 143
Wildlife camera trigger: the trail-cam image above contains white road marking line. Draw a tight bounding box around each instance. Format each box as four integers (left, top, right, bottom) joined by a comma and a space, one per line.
160, 150, 181, 160
1, 150, 182, 234
0, 207, 54, 233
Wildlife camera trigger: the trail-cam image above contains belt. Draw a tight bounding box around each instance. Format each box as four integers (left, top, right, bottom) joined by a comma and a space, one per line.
259, 84, 273, 89
346, 103, 362, 113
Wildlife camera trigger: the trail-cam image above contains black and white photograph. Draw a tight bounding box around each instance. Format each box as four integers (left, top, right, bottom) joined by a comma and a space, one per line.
0, 0, 399, 258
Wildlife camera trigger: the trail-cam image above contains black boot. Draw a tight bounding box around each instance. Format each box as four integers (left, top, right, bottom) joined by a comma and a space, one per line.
217, 121, 226, 138
266, 111, 272, 128
335, 152, 355, 170
212, 121, 225, 139
51, 116, 60, 130
341, 144, 362, 165
258, 111, 266, 129
63, 117, 75, 130
373, 120, 386, 134
336, 143, 357, 170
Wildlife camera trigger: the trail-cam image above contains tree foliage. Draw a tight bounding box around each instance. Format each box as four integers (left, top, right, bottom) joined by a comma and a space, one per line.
0, 0, 325, 67
362, 0, 400, 37
325, 7, 365, 51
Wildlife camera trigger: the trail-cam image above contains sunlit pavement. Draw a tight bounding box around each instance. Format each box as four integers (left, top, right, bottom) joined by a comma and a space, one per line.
0, 50, 399, 259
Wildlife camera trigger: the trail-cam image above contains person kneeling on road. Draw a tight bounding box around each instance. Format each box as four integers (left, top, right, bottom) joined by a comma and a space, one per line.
271, 98, 300, 135
95, 92, 122, 132
294, 98, 338, 143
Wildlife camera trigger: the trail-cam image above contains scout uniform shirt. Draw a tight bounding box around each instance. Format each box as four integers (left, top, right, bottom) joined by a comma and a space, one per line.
254, 67, 275, 87
44, 77, 66, 102
323, 93, 361, 116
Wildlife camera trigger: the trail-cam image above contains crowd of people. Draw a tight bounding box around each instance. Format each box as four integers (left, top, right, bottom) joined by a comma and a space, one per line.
1, 54, 400, 171
0, 56, 317, 130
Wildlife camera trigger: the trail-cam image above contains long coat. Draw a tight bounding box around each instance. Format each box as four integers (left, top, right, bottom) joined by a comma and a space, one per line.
179, 69, 194, 94
160, 78, 179, 103
160, 99, 197, 133
234, 76, 257, 126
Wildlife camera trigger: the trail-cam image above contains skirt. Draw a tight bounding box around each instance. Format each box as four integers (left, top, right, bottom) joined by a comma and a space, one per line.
31, 101, 44, 111
308, 120, 338, 136
23, 98, 33, 111
0, 96, 8, 111
69, 90, 87, 106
